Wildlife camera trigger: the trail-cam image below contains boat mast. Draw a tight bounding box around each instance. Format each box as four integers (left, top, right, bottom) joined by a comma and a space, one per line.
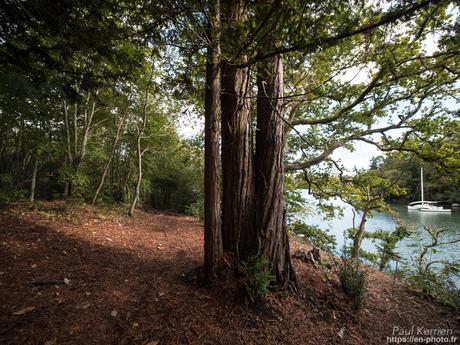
421, 167, 424, 204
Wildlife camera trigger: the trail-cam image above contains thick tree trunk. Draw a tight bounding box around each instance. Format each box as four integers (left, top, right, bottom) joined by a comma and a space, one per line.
255, 54, 296, 288
203, 0, 223, 279
220, 1, 255, 262
220, 61, 254, 260
29, 155, 38, 203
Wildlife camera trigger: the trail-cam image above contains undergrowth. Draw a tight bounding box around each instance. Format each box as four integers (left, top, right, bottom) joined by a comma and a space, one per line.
239, 253, 275, 304
339, 258, 367, 310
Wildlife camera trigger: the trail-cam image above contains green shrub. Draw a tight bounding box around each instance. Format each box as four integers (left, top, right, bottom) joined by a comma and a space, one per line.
366, 225, 411, 271
406, 264, 460, 309
339, 259, 367, 310
288, 221, 337, 252
404, 225, 460, 309
239, 253, 275, 304
186, 198, 204, 220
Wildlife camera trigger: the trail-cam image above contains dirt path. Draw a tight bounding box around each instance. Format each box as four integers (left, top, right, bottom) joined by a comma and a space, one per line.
0, 202, 458, 345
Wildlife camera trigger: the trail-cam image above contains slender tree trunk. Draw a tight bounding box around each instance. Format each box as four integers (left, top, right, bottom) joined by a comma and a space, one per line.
351, 194, 371, 258
73, 98, 79, 159
63, 100, 73, 165
29, 155, 38, 203
65, 88, 97, 198
128, 64, 154, 217
63, 100, 73, 199
255, 54, 297, 288
92, 103, 130, 204
128, 135, 143, 217
203, 0, 223, 279
122, 167, 132, 202
75, 96, 96, 173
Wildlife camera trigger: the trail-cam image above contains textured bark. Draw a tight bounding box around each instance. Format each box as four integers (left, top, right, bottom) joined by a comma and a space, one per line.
255, 54, 297, 287
220, 60, 254, 260
203, 0, 223, 279
219, 0, 255, 262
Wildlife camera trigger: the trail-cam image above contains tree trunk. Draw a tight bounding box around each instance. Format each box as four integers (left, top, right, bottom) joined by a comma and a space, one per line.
63, 100, 73, 165
351, 195, 370, 258
128, 63, 154, 217
75, 96, 96, 173
92, 103, 130, 204
65, 89, 97, 198
220, 64, 254, 260
255, 54, 297, 288
128, 135, 142, 217
122, 167, 132, 202
29, 155, 38, 203
203, 0, 223, 279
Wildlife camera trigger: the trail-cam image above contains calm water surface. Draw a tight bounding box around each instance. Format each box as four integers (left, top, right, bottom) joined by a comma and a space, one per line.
303, 198, 460, 274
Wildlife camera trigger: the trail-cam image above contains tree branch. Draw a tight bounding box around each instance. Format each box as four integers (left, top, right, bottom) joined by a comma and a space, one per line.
233, 0, 444, 67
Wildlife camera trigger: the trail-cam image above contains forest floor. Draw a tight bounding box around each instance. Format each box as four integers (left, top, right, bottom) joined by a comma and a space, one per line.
0, 201, 458, 345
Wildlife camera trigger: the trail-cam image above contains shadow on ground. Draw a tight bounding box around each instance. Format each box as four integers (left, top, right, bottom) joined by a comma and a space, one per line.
0, 204, 458, 345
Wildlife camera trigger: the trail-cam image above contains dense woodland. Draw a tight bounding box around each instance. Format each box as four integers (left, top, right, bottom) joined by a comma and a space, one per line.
1, 0, 459, 292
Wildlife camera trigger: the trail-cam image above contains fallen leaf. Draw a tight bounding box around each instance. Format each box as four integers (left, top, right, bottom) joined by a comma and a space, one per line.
31, 264, 37, 269
12, 306, 35, 315
111, 309, 118, 317
63, 278, 70, 285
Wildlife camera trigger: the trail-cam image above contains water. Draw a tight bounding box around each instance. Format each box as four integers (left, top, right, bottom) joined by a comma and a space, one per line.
301, 197, 460, 273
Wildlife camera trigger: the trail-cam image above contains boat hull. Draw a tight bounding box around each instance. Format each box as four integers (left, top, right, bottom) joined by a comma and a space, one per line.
419, 207, 451, 213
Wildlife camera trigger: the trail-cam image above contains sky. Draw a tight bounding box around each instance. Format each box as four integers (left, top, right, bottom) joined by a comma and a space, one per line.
177, 116, 381, 170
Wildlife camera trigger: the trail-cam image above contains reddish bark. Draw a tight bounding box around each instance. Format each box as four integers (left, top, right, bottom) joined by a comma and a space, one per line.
255, 54, 297, 288
203, 0, 223, 279
220, 61, 255, 261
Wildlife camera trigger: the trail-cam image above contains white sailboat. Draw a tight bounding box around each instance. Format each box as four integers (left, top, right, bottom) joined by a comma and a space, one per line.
407, 168, 451, 213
